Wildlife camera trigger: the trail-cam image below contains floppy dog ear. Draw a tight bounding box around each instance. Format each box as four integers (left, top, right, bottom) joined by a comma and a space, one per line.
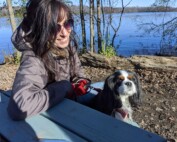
129, 72, 144, 106
103, 74, 116, 92
102, 74, 122, 109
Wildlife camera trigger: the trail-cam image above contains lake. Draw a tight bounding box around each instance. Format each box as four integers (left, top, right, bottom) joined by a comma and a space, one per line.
0, 12, 177, 63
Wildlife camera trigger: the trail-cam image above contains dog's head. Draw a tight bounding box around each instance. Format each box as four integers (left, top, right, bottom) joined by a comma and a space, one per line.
102, 70, 143, 109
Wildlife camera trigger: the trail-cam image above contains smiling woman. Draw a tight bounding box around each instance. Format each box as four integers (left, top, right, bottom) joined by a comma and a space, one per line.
54, 18, 74, 48
7, 0, 89, 120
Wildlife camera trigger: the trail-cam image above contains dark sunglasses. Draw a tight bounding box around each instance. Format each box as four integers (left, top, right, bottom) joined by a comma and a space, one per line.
57, 19, 74, 32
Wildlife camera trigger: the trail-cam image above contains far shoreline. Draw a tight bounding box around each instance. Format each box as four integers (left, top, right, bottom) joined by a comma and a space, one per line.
1, 5, 177, 17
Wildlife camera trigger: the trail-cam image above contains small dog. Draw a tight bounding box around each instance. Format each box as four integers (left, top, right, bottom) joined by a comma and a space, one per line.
89, 70, 143, 122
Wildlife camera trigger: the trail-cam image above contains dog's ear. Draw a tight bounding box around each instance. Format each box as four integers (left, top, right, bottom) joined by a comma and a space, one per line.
129, 72, 144, 106
103, 74, 116, 91
102, 73, 122, 109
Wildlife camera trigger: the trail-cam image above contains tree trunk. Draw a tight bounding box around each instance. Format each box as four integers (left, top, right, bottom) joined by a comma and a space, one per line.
80, 52, 134, 70
101, 0, 105, 37
80, 0, 87, 53
108, 0, 132, 47
101, 0, 106, 52
6, 0, 16, 32
111, 0, 125, 47
97, 0, 102, 53
90, 0, 94, 53
92, 1, 95, 53
6, 0, 21, 64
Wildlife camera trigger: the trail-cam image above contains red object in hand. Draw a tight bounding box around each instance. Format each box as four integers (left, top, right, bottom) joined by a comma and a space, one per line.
72, 79, 89, 96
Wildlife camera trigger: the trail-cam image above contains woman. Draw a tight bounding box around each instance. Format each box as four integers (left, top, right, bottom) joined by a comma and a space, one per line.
8, 0, 87, 120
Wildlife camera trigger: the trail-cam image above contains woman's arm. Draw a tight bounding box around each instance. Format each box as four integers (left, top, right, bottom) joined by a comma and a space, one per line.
7, 52, 72, 120
70, 46, 86, 79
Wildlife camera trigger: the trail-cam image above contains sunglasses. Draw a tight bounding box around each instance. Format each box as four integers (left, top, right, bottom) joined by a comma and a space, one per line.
57, 19, 74, 32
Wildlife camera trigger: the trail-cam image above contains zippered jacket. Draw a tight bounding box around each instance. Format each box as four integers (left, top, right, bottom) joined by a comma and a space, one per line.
7, 26, 85, 120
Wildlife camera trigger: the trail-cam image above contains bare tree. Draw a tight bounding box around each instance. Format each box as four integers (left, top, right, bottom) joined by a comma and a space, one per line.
6, 0, 16, 32
80, 0, 87, 53
6, 0, 22, 64
101, 0, 105, 39
138, 0, 177, 56
90, 0, 95, 53
97, 0, 102, 53
109, 0, 132, 47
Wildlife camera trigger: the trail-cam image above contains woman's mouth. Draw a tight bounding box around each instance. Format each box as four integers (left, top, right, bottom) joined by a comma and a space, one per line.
54, 37, 69, 48
57, 38, 68, 42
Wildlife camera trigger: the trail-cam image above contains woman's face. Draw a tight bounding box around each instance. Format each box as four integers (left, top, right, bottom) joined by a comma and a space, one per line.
54, 16, 73, 48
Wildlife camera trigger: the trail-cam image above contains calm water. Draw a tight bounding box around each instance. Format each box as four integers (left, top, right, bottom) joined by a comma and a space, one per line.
0, 12, 177, 62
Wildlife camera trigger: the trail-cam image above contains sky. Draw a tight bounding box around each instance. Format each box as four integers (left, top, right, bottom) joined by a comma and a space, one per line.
0, 0, 156, 7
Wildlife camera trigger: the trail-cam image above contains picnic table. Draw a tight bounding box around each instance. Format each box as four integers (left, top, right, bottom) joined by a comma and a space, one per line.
0, 85, 167, 142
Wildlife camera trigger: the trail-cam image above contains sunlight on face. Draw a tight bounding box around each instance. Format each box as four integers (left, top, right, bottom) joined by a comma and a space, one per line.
54, 9, 72, 48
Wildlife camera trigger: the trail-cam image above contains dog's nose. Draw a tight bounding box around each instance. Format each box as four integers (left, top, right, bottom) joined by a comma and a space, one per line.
125, 82, 132, 87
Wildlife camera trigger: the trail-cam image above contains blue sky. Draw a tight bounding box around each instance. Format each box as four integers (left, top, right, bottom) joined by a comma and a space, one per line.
0, 0, 159, 7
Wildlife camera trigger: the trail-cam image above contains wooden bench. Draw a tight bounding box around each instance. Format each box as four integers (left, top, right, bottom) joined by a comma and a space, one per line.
0, 91, 167, 142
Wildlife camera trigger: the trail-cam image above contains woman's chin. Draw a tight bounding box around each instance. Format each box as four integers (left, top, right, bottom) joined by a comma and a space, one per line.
55, 41, 69, 48
58, 45, 68, 48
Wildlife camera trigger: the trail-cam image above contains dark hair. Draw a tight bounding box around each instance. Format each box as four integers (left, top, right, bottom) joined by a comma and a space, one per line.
21, 0, 77, 80
22, 0, 73, 57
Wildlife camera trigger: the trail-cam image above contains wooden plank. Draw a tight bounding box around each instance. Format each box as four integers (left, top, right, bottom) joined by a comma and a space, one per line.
0, 93, 87, 142
0, 90, 11, 97
0, 88, 167, 142
42, 99, 166, 142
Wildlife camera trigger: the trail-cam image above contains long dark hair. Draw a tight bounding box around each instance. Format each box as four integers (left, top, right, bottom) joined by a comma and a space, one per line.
21, 0, 77, 80
22, 0, 73, 57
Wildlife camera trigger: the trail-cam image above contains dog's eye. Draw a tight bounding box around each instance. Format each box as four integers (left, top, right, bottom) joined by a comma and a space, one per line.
118, 75, 125, 81
128, 75, 133, 80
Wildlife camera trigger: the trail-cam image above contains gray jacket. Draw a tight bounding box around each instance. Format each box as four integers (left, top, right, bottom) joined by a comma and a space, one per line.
7, 26, 85, 120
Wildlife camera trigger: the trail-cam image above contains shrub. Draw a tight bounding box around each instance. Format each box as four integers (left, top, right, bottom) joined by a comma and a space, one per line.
100, 45, 116, 58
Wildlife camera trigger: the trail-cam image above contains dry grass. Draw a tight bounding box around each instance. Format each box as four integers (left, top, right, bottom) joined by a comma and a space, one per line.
0, 64, 19, 90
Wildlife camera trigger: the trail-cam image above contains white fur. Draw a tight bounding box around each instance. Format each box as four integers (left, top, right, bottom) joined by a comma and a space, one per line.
117, 70, 137, 97
115, 70, 137, 121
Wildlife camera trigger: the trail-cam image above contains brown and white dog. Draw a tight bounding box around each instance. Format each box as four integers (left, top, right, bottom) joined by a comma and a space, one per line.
89, 70, 143, 122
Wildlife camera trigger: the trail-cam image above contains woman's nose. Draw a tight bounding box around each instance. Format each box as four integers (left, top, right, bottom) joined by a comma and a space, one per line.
60, 26, 67, 36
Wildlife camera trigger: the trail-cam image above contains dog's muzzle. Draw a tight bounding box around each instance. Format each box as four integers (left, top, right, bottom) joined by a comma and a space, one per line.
125, 81, 132, 87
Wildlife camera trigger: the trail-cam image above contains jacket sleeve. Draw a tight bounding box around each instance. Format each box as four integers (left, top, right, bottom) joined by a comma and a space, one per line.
71, 46, 86, 79
7, 52, 72, 120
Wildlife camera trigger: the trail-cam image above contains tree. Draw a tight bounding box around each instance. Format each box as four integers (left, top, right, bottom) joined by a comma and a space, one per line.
6, 0, 16, 32
139, 0, 177, 55
108, 0, 132, 47
80, 0, 87, 53
6, 0, 22, 64
97, 0, 102, 53
90, 0, 95, 53
13, 0, 26, 17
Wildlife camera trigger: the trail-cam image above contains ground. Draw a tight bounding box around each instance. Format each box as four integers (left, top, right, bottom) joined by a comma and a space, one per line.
84, 66, 177, 141
0, 54, 177, 141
